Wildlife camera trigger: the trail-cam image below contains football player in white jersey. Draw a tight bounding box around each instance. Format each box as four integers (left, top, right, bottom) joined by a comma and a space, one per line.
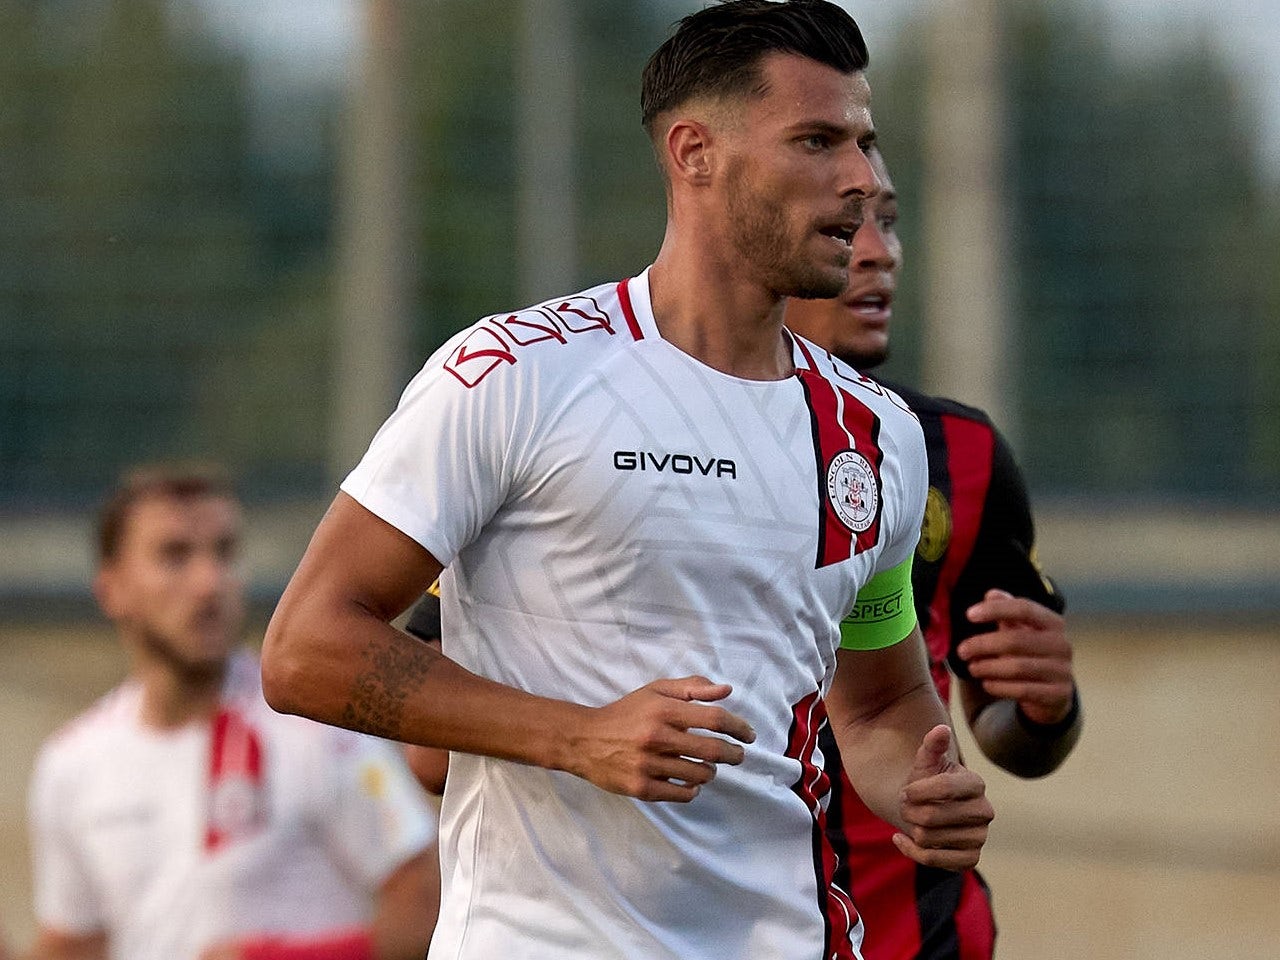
263, 3, 993, 958
22, 465, 439, 960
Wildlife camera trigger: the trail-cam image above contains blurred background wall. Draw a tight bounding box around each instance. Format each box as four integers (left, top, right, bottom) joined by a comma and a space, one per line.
1, 0, 1277, 955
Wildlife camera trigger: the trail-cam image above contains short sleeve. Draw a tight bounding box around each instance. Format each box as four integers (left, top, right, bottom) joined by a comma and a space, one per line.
29, 745, 104, 934
321, 732, 438, 890
947, 426, 1065, 674
340, 323, 530, 567
875, 392, 930, 575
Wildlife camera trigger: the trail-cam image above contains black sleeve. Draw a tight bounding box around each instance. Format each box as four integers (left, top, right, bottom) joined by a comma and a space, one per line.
404, 592, 443, 643
946, 425, 1065, 679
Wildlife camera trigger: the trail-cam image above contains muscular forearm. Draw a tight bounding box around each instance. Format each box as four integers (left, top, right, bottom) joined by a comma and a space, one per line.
831, 680, 953, 830
263, 601, 586, 771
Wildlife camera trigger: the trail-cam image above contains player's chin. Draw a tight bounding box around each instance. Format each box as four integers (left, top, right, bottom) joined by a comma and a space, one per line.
182, 626, 238, 664
787, 265, 848, 301
838, 333, 888, 370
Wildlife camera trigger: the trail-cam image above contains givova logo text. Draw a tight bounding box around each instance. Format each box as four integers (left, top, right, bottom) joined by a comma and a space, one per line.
613, 450, 737, 479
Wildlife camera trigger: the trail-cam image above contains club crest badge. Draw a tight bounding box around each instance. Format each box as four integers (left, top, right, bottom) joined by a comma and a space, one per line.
826, 449, 879, 533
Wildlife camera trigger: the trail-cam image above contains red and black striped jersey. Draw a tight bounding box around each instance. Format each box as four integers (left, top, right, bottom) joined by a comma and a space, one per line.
824, 381, 1064, 960
885, 382, 1064, 697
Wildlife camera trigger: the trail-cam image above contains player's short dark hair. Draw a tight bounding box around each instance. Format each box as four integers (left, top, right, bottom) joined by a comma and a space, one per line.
97, 462, 237, 562
641, 0, 869, 136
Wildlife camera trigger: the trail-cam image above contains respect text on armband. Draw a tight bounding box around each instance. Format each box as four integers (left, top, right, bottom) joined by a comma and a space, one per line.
844, 588, 907, 624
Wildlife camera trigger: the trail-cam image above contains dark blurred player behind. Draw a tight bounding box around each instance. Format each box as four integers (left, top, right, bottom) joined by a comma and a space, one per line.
785, 144, 1082, 960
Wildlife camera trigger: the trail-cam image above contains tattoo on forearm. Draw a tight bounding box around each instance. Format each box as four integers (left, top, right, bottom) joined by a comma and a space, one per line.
341, 635, 441, 739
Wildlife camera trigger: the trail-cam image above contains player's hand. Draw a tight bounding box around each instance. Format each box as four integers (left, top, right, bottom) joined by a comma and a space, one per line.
959, 589, 1076, 725
568, 676, 756, 803
892, 724, 993, 871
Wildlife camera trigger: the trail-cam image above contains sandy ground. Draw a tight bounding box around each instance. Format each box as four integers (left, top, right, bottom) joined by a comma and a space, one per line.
2, 618, 1278, 958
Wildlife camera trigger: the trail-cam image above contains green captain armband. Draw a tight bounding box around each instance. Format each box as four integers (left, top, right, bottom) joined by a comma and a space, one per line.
839, 557, 918, 650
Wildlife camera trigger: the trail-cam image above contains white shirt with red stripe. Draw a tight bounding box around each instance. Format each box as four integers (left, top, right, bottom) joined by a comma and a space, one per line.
342, 267, 927, 960
28, 650, 437, 960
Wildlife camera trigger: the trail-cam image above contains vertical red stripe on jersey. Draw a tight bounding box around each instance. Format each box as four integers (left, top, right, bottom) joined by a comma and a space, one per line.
797, 368, 885, 568
787, 692, 860, 959
793, 334, 820, 371
798, 370, 854, 567
956, 871, 998, 960
839, 390, 885, 556
616, 278, 644, 341
205, 708, 265, 853
928, 415, 994, 699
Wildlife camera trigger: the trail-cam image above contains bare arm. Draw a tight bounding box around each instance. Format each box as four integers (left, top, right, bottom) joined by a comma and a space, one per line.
369, 848, 440, 960
956, 590, 1081, 778
826, 627, 993, 871
262, 493, 754, 802
403, 743, 449, 796
19, 930, 107, 960
400, 635, 450, 797
943, 424, 1081, 777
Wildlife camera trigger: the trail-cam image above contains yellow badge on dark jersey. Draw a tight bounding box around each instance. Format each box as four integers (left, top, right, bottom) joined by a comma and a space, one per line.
916, 486, 951, 564
1028, 545, 1058, 598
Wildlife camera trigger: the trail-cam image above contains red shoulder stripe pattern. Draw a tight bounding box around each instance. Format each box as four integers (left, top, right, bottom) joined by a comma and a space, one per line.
796, 363, 885, 568
617, 277, 644, 342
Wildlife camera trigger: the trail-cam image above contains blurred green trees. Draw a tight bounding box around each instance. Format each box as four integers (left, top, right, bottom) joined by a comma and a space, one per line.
873, 2, 1279, 498
0, 0, 1275, 506
0, 0, 333, 503
405, 0, 669, 356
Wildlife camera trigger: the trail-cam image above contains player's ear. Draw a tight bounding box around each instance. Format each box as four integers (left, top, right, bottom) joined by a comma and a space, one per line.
665, 118, 715, 187
94, 565, 126, 620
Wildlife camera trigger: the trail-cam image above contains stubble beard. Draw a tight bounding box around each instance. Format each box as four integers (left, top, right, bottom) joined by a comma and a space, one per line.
138, 624, 231, 690
842, 342, 890, 371
726, 170, 847, 301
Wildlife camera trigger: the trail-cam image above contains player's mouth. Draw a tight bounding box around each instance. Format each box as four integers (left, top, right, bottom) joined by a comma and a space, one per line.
846, 290, 893, 323
191, 602, 233, 634
818, 223, 859, 248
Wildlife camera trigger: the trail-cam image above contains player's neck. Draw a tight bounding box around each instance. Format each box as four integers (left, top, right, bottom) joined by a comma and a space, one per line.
649, 242, 793, 382
129, 646, 227, 729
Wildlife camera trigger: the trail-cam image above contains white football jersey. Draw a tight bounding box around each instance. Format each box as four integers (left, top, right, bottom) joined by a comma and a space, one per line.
342, 268, 927, 960
28, 651, 437, 960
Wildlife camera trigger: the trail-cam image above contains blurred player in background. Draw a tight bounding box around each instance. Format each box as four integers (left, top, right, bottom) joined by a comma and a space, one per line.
261, 2, 992, 958
785, 144, 1082, 960
22, 465, 439, 960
